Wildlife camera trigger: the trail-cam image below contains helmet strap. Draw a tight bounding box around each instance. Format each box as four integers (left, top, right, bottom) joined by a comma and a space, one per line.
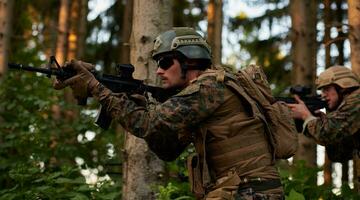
180, 62, 188, 79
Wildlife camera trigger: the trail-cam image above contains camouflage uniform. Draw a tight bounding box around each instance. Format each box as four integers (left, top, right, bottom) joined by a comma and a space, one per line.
55, 27, 285, 199
302, 66, 360, 194
303, 88, 360, 192
304, 88, 360, 145
91, 69, 284, 199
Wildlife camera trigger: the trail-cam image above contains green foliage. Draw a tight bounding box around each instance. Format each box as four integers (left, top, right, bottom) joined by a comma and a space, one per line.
280, 160, 360, 200
158, 158, 360, 199
156, 182, 193, 200
1, 2, 123, 197
155, 148, 195, 200
0, 163, 120, 200
85, 0, 124, 70
0, 68, 121, 199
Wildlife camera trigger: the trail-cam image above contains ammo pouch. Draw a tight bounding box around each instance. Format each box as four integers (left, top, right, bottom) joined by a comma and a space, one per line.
187, 153, 206, 198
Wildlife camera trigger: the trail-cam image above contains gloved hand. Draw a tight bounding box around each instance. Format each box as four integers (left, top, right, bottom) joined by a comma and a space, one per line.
53, 60, 99, 105
287, 94, 313, 120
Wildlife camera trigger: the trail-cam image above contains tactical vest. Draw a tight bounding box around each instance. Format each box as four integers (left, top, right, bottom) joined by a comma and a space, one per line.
187, 70, 280, 197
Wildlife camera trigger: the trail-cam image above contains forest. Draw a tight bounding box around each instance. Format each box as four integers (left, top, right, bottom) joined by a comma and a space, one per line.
0, 0, 359, 199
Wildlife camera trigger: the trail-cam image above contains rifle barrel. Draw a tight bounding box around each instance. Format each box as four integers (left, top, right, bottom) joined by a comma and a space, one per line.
8, 63, 74, 78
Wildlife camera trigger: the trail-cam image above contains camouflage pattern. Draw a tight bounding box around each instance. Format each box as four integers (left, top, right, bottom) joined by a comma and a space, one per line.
304, 88, 360, 145
90, 69, 283, 198
91, 71, 226, 161
304, 88, 360, 193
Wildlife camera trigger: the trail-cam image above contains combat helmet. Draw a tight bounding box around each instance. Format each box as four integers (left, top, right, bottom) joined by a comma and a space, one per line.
152, 27, 212, 68
316, 65, 359, 89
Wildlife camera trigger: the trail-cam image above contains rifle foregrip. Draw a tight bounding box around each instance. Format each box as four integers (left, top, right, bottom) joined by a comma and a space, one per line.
95, 105, 112, 130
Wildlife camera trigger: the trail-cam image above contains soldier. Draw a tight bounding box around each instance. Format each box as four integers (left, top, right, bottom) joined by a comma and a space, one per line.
53, 27, 284, 199
288, 66, 360, 194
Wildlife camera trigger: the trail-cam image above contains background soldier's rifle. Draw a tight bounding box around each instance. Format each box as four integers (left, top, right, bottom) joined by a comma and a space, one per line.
8, 56, 175, 130
276, 85, 327, 132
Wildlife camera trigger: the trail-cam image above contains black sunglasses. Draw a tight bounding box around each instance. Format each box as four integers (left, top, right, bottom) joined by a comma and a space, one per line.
157, 56, 174, 70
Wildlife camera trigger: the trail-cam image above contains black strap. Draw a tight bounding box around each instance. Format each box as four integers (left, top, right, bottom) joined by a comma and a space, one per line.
238, 179, 282, 192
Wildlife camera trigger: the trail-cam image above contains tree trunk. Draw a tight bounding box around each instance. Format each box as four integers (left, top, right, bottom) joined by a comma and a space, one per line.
0, 0, 14, 79
324, 0, 332, 68
324, 153, 332, 186
77, 0, 88, 59
290, 0, 318, 168
42, 6, 59, 58
51, 0, 71, 167
323, 0, 333, 186
56, 0, 70, 65
207, 0, 223, 68
67, 0, 87, 60
122, 1, 172, 199
347, 0, 360, 192
119, 0, 133, 64
348, 0, 360, 77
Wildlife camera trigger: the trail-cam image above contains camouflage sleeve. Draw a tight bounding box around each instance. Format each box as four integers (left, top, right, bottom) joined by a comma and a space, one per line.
90, 76, 225, 161
304, 92, 360, 145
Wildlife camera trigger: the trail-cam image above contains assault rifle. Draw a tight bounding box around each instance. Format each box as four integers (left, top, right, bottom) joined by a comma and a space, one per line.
276, 85, 327, 132
8, 57, 327, 132
8, 56, 175, 129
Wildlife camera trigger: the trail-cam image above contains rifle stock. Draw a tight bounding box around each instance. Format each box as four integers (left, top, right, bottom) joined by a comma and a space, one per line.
8, 58, 174, 129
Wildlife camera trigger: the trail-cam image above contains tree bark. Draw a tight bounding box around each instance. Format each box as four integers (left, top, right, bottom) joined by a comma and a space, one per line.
0, 0, 14, 79
290, 0, 318, 168
122, 1, 172, 199
207, 0, 223, 68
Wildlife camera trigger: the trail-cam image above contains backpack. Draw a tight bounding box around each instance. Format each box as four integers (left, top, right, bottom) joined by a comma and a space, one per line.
223, 64, 298, 159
